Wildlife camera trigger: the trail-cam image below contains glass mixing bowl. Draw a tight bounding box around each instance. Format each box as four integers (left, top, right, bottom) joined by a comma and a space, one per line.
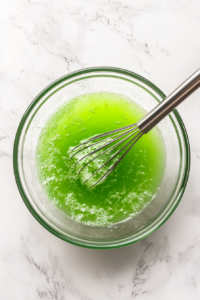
13, 67, 190, 249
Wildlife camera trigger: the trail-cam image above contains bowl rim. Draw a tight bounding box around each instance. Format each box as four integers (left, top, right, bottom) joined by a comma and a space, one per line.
13, 67, 190, 249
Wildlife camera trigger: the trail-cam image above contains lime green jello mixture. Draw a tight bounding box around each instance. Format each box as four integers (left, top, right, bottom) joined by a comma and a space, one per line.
36, 92, 165, 226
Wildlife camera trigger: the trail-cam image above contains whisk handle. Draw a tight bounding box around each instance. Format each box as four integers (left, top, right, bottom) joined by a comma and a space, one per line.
138, 68, 200, 133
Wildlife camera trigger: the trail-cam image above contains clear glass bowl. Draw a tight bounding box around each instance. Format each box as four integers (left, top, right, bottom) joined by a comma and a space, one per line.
13, 67, 190, 249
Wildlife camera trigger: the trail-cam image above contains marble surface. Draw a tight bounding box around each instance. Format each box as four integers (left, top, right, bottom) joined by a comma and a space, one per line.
1, 0, 200, 299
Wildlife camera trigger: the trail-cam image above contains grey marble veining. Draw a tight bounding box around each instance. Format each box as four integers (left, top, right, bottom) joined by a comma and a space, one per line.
1, 0, 200, 299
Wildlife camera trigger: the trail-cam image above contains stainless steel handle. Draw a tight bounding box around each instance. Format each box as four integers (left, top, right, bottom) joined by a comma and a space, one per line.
138, 69, 200, 133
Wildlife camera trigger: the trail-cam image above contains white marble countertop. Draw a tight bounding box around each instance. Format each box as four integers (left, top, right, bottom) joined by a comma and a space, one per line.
1, 0, 200, 299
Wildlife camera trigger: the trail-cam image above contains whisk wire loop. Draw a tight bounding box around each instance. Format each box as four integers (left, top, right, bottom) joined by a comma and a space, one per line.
91, 132, 143, 187
77, 128, 140, 175
69, 123, 137, 157
75, 126, 138, 166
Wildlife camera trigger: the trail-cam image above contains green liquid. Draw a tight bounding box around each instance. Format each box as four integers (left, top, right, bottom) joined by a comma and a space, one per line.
36, 92, 166, 226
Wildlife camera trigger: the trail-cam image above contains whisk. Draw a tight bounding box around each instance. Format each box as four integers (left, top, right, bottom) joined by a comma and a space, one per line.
69, 69, 200, 186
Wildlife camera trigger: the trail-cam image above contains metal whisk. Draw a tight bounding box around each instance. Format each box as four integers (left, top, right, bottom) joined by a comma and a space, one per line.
69, 69, 200, 186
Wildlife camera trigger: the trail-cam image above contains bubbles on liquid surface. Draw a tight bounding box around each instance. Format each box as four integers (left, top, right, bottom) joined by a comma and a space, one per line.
36, 92, 166, 226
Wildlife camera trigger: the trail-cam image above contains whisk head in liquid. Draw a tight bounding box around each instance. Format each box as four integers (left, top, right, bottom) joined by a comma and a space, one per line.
68, 68, 200, 186
68, 123, 143, 187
